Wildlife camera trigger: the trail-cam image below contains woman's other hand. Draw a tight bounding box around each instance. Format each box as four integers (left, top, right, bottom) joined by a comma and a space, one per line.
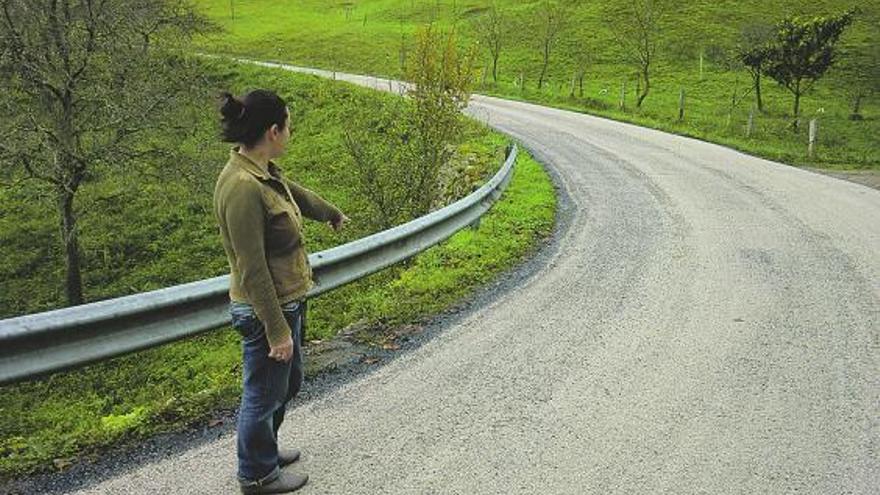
268, 335, 294, 362
329, 214, 349, 232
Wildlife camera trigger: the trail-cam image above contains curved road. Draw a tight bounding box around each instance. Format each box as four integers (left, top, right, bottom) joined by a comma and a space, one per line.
74, 66, 879, 494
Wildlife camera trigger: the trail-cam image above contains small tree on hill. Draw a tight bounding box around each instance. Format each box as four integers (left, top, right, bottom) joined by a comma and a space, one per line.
764, 10, 854, 128
607, 0, 669, 107
472, 1, 505, 83
738, 23, 774, 113
537, 0, 574, 90
565, 25, 596, 99
834, 29, 880, 121
571, 47, 592, 98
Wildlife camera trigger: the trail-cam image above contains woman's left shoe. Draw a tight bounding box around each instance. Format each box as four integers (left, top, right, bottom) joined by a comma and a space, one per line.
279, 448, 301, 467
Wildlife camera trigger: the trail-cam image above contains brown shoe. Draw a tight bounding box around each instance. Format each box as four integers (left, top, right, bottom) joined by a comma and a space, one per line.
278, 448, 301, 467
240, 471, 309, 494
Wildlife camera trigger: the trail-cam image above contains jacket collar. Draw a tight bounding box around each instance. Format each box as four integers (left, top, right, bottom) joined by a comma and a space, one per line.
230, 146, 281, 181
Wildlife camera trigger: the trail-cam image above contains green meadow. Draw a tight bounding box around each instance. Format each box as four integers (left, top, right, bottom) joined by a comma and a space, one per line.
194, 0, 880, 170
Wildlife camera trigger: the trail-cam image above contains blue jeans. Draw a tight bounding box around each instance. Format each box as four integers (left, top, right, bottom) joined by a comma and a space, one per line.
229, 299, 305, 485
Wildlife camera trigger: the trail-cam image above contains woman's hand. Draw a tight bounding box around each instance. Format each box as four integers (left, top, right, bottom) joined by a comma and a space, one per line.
268, 335, 294, 362
329, 213, 349, 232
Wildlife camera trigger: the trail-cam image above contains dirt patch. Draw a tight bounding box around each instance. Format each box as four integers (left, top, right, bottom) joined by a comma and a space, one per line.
807, 168, 880, 191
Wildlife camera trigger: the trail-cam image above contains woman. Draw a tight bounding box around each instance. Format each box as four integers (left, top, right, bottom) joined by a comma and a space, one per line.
214, 89, 347, 494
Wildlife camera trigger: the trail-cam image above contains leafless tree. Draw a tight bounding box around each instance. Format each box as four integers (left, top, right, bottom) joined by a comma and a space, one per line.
607, 0, 668, 107
835, 38, 880, 120
0, 0, 214, 306
537, 0, 574, 90
472, 1, 504, 83
567, 35, 595, 98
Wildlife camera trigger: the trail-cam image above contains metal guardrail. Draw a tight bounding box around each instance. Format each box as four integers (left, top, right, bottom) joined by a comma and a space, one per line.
0, 145, 517, 385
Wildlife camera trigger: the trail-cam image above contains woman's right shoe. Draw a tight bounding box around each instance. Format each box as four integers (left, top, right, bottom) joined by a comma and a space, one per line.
240, 472, 309, 494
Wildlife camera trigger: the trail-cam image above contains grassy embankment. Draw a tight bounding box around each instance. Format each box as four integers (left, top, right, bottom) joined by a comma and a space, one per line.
0, 58, 556, 479
193, 0, 879, 170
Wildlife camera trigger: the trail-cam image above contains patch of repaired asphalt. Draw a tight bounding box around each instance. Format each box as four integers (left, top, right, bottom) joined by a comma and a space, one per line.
807, 168, 880, 191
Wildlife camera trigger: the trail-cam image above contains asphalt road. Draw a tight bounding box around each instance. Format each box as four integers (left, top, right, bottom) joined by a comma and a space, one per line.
72, 66, 879, 494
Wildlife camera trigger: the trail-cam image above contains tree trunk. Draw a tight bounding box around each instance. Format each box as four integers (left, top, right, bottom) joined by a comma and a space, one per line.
792, 83, 801, 130
59, 187, 84, 306
538, 41, 551, 90
754, 72, 763, 112
492, 53, 498, 83
637, 67, 650, 107
538, 58, 548, 89
578, 71, 585, 98
849, 93, 864, 120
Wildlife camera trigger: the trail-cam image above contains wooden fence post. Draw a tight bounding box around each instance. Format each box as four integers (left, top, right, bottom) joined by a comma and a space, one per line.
746, 107, 755, 138
620, 80, 626, 110
809, 118, 818, 158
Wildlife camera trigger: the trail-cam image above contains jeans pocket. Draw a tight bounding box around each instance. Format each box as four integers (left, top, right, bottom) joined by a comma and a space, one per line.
230, 302, 264, 344
280, 300, 300, 314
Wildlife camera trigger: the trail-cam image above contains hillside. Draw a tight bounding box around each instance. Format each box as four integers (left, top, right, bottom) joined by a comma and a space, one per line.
193, 0, 880, 170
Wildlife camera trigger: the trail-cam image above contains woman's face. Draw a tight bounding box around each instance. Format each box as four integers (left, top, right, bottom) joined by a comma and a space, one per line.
269, 108, 291, 158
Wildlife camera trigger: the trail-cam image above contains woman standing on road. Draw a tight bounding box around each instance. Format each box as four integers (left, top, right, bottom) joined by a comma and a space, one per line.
214, 89, 348, 494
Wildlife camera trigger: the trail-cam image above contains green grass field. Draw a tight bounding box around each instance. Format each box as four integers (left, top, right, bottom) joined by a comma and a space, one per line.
192, 0, 879, 170
0, 56, 556, 480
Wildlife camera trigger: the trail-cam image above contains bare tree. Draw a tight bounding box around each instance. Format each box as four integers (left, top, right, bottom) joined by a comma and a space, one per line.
607, 0, 668, 107
471, 1, 504, 83
0, 0, 213, 306
567, 34, 595, 98
537, 0, 573, 90
835, 38, 880, 121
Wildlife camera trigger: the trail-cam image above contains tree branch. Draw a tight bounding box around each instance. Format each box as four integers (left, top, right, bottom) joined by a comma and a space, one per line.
70, 0, 99, 82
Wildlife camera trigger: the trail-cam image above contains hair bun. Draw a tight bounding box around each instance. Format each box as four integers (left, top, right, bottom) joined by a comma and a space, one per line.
219, 88, 287, 146
220, 91, 246, 121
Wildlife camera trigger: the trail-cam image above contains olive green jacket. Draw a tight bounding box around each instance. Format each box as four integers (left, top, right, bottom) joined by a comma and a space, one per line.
213, 147, 343, 346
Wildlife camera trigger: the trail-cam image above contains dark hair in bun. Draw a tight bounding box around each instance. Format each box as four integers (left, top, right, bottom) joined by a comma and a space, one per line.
219, 89, 288, 148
